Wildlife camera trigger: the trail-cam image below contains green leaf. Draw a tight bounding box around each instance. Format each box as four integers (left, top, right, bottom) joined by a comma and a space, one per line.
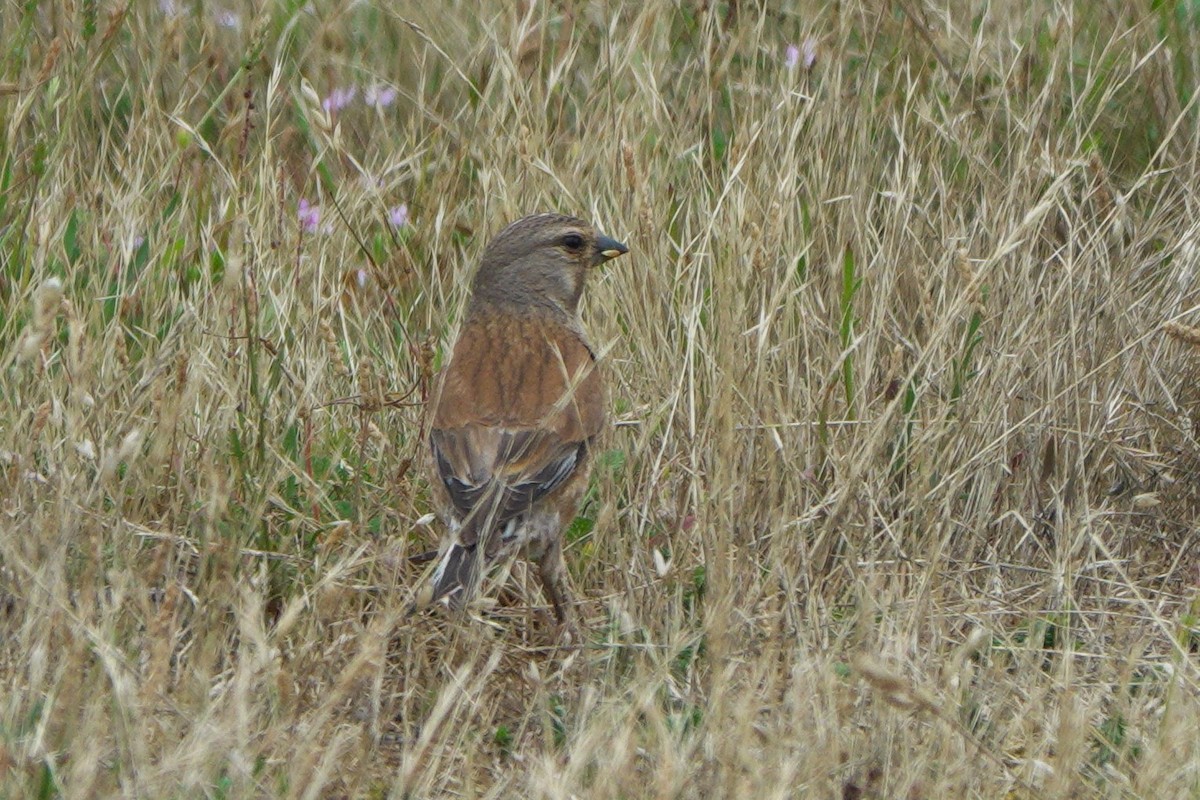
565, 515, 595, 544
228, 427, 246, 466
839, 244, 859, 416
63, 210, 80, 264
598, 448, 626, 474
210, 246, 226, 283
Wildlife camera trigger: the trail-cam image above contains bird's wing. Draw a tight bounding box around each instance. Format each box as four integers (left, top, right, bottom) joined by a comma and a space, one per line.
429, 314, 605, 550
430, 427, 586, 549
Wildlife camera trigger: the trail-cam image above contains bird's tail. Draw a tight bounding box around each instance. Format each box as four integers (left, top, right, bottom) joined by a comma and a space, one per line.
418, 542, 479, 611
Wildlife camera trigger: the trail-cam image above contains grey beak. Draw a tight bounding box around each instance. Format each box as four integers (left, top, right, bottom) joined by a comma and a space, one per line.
594, 232, 629, 264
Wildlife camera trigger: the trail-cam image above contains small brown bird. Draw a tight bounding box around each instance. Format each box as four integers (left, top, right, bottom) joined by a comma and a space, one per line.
419, 213, 628, 625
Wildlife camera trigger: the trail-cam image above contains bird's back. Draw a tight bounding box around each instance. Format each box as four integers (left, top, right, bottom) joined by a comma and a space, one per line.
432, 311, 605, 441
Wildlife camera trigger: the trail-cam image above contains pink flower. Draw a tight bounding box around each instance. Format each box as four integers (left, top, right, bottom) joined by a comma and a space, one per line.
322, 86, 357, 113
213, 8, 240, 29
298, 199, 321, 233
784, 38, 818, 71
801, 37, 818, 69
364, 84, 398, 109
388, 203, 409, 229
784, 44, 801, 70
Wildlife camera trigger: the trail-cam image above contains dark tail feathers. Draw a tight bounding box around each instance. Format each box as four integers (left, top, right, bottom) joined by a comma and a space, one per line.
425, 543, 479, 610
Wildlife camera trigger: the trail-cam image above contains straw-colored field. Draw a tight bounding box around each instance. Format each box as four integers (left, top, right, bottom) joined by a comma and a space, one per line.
2, 2, 1198, 797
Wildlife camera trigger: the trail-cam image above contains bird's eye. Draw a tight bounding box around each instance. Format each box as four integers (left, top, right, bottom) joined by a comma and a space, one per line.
561, 233, 585, 251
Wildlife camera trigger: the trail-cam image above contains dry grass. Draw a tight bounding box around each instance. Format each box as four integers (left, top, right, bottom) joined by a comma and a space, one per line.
2, 1, 1199, 797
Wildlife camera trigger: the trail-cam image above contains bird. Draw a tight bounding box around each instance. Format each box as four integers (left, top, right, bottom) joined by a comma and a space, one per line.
416, 212, 628, 626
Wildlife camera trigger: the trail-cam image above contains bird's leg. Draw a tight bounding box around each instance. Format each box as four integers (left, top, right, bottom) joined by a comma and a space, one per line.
535, 535, 574, 626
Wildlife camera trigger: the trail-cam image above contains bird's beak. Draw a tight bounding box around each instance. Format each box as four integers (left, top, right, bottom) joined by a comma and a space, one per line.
593, 232, 629, 265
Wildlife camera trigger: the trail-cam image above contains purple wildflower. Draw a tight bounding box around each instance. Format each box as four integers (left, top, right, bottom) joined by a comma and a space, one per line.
801, 37, 818, 69
388, 203, 409, 229
364, 84, 398, 109
214, 8, 240, 29
322, 86, 357, 114
298, 199, 321, 233
784, 44, 801, 70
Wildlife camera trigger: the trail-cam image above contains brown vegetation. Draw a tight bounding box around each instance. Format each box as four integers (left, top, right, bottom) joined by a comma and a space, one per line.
1, 2, 1198, 797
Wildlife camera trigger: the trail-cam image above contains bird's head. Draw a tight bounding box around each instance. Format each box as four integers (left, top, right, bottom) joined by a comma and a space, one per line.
470, 213, 628, 316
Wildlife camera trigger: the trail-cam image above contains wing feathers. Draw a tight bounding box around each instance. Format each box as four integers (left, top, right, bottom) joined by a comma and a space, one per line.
431, 427, 587, 547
